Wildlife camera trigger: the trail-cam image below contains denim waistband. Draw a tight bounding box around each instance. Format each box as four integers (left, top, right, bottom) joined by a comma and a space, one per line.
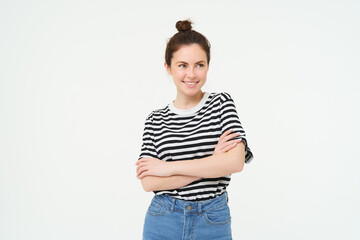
152, 192, 229, 215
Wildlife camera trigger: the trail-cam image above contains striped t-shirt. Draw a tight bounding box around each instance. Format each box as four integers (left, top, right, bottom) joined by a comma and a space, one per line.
138, 91, 253, 201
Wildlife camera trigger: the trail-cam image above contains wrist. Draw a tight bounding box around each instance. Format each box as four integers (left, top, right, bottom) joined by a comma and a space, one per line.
167, 161, 178, 176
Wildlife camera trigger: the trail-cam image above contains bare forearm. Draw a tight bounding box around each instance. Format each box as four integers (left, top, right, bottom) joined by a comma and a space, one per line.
168, 143, 245, 178
140, 175, 202, 192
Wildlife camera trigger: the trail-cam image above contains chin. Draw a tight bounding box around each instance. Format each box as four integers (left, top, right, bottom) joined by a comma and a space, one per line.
181, 89, 203, 96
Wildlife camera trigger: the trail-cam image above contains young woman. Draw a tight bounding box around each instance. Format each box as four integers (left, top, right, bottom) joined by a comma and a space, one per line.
136, 20, 253, 240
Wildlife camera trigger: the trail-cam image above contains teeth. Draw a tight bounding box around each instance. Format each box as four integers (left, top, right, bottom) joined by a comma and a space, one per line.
184, 82, 196, 85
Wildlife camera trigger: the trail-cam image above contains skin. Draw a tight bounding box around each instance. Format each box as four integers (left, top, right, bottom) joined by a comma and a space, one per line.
136, 43, 245, 192
165, 43, 208, 110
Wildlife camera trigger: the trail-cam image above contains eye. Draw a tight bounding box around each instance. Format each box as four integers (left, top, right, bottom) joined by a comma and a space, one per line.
197, 64, 205, 68
179, 64, 186, 68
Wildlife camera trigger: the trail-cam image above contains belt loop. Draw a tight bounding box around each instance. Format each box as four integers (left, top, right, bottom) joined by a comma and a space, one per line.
170, 198, 176, 212
198, 201, 202, 216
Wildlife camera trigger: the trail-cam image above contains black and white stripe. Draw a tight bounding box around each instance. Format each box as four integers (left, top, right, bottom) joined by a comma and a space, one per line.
138, 92, 253, 201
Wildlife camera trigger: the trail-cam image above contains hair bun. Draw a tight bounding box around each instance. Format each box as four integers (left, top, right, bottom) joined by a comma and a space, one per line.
176, 20, 192, 32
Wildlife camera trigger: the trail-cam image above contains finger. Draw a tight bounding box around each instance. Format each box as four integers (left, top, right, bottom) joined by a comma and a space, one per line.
221, 140, 237, 152
136, 161, 146, 171
136, 159, 144, 165
219, 131, 239, 145
136, 166, 141, 176
222, 139, 241, 150
136, 164, 142, 172
218, 135, 239, 148
137, 168, 144, 178
137, 157, 152, 163
217, 141, 230, 151
217, 132, 232, 147
138, 158, 151, 167
136, 162, 150, 174
136, 159, 147, 165
137, 165, 148, 177
219, 129, 233, 141
222, 142, 238, 152
137, 164, 148, 175
229, 139, 242, 145
138, 170, 149, 179
227, 139, 242, 146
217, 136, 240, 150
223, 132, 240, 142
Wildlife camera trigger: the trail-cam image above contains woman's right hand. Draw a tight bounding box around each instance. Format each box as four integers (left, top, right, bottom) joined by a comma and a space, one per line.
213, 130, 242, 155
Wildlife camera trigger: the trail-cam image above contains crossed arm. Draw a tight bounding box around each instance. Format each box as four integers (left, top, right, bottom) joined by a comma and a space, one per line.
136, 130, 246, 192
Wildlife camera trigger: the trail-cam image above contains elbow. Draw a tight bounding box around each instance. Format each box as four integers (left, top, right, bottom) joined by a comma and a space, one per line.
233, 160, 244, 173
141, 177, 155, 192
230, 157, 244, 173
143, 187, 153, 193
230, 148, 245, 173
232, 142, 246, 173
142, 184, 152, 192
141, 183, 152, 192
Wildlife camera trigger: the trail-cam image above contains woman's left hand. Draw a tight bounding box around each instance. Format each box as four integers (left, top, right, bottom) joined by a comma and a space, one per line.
136, 157, 172, 179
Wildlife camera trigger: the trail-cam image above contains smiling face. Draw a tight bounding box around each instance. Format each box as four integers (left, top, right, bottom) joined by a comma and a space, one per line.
165, 44, 209, 98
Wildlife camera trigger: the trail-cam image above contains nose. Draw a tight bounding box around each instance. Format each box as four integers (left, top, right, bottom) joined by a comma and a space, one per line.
186, 67, 196, 79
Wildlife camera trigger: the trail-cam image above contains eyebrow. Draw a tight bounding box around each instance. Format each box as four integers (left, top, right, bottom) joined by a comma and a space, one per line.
175, 61, 206, 64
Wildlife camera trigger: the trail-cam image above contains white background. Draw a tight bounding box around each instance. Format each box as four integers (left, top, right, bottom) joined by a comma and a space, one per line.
1, 0, 359, 239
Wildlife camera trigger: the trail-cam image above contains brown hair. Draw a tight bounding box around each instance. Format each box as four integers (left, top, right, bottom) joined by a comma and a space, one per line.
165, 19, 211, 66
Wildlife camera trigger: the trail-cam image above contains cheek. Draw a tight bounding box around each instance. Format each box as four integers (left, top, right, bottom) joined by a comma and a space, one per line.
173, 71, 186, 80
197, 70, 208, 79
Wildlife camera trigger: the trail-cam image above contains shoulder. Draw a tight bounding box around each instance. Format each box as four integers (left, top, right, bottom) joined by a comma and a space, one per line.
213, 92, 238, 112
145, 105, 169, 121
210, 91, 234, 103
220, 92, 234, 101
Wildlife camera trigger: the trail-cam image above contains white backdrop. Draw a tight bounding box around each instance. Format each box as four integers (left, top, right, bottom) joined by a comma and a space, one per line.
1, 0, 359, 239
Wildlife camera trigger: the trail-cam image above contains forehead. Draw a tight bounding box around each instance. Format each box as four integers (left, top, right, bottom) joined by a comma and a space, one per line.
172, 44, 207, 63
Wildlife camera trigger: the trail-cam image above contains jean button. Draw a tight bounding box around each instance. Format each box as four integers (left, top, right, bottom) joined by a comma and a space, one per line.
186, 205, 192, 211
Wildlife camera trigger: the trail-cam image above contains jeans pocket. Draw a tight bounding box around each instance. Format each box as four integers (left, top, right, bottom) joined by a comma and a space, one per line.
204, 203, 231, 225
146, 200, 167, 216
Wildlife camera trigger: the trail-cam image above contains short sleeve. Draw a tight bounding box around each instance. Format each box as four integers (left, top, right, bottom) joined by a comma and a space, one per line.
138, 112, 158, 161
219, 92, 254, 164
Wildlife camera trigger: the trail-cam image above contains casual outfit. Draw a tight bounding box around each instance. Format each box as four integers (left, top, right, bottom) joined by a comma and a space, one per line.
138, 92, 253, 239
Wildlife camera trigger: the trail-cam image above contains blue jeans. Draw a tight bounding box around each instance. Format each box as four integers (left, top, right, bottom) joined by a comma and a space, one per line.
142, 192, 232, 240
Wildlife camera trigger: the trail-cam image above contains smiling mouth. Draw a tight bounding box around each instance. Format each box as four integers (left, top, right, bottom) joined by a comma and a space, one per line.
183, 81, 199, 87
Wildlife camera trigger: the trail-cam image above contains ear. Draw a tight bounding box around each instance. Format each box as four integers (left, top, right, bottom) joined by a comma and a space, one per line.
164, 62, 172, 75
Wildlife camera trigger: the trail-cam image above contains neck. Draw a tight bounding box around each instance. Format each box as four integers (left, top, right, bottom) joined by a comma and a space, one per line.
173, 91, 205, 110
